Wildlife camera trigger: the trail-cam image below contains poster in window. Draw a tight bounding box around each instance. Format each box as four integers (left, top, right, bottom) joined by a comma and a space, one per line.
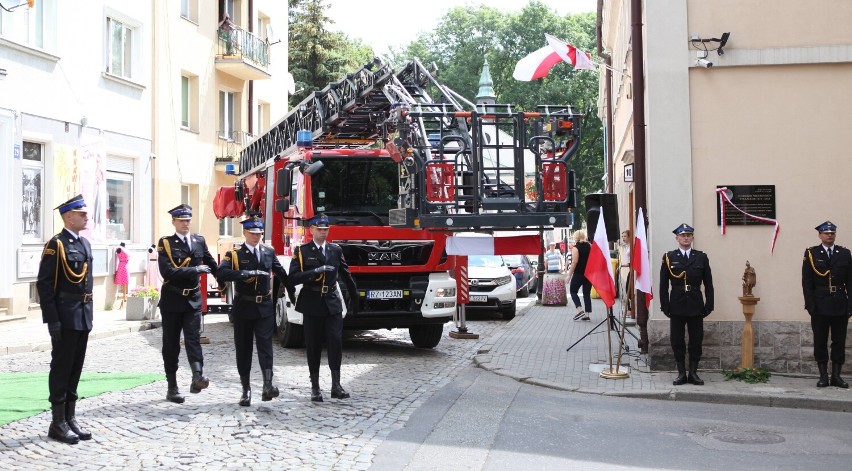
22, 167, 42, 239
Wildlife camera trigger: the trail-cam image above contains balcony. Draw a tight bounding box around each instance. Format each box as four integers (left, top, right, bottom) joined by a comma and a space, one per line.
215, 24, 271, 80
215, 130, 254, 174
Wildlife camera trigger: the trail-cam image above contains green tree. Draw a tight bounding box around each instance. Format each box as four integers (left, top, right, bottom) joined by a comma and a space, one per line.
288, 0, 372, 106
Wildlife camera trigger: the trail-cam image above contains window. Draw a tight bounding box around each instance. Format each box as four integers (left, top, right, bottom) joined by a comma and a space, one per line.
21, 141, 44, 242
257, 101, 270, 134
106, 17, 133, 78
219, 91, 234, 139
107, 171, 132, 241
180, 0, 198, 22
0, 0, 45, 48
219, 218, 233, 237
181, 185, 191, 205
180, 73, 199, 131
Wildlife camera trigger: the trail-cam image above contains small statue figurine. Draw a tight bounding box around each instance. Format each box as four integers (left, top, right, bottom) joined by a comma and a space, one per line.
742, 260, 756, 297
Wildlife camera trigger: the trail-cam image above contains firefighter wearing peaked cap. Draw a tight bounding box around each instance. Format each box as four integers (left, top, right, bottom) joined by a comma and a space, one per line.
36, 194, 94, 444
157, 204, 218, 404
659, 223, 714, 387
287, 213, 358, 402
215, 215, 288, 406
802, 220, 851, 388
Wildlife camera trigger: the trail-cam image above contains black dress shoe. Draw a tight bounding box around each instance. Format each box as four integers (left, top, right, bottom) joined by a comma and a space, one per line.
166, 387, 185, 404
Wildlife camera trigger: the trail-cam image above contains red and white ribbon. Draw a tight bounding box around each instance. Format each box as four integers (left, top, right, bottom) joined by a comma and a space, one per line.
716, 187, 780, 254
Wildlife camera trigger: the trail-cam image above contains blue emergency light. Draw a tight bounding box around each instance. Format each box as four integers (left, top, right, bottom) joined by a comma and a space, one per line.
296, 129, 313, 148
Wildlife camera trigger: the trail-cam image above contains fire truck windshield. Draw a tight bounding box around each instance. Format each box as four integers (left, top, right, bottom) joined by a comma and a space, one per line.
310, 157, 398, 224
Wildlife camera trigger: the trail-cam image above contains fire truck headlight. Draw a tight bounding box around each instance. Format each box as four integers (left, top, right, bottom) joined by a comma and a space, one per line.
435, 287, 456, 298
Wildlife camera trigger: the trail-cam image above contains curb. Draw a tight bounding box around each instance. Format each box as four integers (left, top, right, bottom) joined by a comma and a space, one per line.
0, 321, 161, 357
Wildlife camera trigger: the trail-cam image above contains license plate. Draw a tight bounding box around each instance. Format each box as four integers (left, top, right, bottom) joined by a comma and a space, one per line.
470, 295, 488, 303
367, 290, 404, 299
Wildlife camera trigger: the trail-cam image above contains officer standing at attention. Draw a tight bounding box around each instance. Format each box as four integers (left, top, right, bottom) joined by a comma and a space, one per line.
802, 221, 851, 388
157, 204, 218, 403
659, 223, 714, 386
288, 214, 358, 402
37, 194, 94, 444
216, 215, 288, 406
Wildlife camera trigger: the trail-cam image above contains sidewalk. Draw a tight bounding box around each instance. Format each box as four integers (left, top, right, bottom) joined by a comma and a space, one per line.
0, 309, 161, 356
474, 297, 852, 413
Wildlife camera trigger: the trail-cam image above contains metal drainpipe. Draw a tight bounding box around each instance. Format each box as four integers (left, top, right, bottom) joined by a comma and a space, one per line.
631, 0, 649, 352
596, 0, 614, 193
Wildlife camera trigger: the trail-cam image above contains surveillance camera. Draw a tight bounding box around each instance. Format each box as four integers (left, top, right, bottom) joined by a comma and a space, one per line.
696, 58, 713, 68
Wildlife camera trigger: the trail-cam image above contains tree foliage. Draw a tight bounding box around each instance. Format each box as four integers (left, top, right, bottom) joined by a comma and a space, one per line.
288, 0, 372, 106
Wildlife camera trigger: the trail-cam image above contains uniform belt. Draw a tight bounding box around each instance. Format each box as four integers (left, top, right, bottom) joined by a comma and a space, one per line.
236, 293, 272, 303
164, 284, 200, 296
673, 285, 702, 292
303, 285, 337, 295
58, 291, 93, 303
816, 285, 847, 294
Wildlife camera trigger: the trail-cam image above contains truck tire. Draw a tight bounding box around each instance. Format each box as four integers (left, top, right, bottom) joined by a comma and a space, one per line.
409, 324, 444, 348
276, 298, 304, 348
501, 300, 517, 320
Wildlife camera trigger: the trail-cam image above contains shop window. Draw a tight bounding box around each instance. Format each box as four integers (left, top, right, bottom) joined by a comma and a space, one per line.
107, 171, 132, 240
21, 141, 44, 242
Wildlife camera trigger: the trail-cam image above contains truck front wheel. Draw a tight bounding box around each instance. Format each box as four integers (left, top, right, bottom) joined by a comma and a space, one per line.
409, 324, 444, 348
276, 299, 305, 348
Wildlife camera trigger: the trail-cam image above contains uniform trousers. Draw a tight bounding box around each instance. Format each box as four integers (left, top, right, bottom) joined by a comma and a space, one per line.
160, 309, 203, 374
233, 315, 275, 376
303, 308, 343, 375
811, 315, 849, 364
49, 329, 89, 404
670, 315, 704, 363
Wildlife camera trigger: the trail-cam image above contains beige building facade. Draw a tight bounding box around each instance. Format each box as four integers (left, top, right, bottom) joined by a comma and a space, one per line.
0, 0, 290, 318
600, 0, 852, 373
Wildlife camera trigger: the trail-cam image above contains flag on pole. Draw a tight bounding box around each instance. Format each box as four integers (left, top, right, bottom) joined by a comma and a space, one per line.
632, 207, 653, 308
584, 210, 616, 307
513, 34, 596, 81
545, 34, 597, 71
446, 235, 541, 256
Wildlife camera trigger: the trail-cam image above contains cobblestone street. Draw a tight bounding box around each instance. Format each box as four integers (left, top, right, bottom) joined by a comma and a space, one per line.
0, 312, 513, 470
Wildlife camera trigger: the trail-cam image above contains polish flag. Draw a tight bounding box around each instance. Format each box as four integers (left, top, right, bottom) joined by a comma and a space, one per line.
446, 235, 541, 256
632, 207, 653, 308
513, 34, 596, 81
584, 210, 616, 307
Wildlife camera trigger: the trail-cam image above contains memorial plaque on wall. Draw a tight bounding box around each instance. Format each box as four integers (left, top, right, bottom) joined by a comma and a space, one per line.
716, 185, 776, 225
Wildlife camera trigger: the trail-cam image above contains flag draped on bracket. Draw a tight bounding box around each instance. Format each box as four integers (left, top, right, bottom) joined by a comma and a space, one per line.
584, 210, 616, 307
512, 34, 596, 81
446, 235, 541, 256
632, 207, 653, 309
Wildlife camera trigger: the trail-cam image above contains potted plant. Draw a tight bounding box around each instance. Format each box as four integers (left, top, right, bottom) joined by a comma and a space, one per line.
126, 286, 160, 321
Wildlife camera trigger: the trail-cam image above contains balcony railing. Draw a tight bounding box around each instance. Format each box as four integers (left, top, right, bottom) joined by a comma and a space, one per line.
217, 24, 269, 69
216, 130, 254, 163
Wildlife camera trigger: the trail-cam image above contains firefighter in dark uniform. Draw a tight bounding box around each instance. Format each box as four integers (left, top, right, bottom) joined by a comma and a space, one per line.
37, 194, 94, 444
216, 215, 288, 406
288, 214, 358, 402
659, 223, 714, 386
157, 204, 218, 403
802, 221, 851, 388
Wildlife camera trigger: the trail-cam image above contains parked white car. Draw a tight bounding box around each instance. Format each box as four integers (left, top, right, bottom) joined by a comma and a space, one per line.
466, 255, 517, 319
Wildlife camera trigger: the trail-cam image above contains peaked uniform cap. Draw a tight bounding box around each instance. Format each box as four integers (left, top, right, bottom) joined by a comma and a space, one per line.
240, 216, 264, 233
673, 223, 694, 235
56, 194, 87, 214
307, 214, 329, 228
168, 204, 193, 220
816, 221, 837, 233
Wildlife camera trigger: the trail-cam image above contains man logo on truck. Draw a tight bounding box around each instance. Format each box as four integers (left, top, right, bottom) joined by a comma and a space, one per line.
368, 252, 402, 261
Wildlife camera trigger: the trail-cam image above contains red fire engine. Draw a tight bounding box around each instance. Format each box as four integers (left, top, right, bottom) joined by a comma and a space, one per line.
213, 58, 581, 348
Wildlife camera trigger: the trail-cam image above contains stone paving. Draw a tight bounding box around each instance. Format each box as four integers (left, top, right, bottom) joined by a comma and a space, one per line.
0, 311, 513, 470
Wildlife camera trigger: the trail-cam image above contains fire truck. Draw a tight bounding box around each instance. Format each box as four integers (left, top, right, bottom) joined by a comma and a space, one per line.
212, 58, 581, 348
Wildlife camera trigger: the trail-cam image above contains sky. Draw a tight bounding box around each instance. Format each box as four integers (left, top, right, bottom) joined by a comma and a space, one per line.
325, 0, 598, 54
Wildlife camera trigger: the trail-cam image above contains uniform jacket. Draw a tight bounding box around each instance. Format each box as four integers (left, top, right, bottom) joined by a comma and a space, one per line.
802, 244, 852, 317
288, 242, 357, 317
659, 249, 714, 318
157, 233, 217, 312
37, 229, 94, 331
216, 242, 288, 319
